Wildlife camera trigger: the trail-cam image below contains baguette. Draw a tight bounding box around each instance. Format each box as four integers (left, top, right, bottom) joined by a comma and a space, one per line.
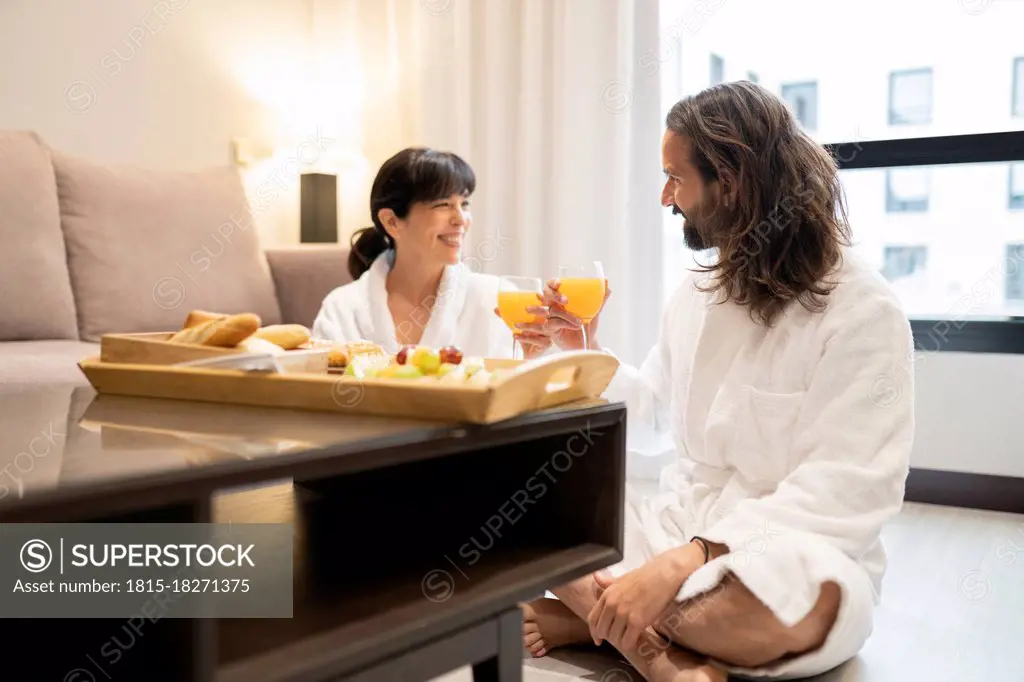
168, 313, 261, 347
182, 310, 227, 329
252, 324, 311, 350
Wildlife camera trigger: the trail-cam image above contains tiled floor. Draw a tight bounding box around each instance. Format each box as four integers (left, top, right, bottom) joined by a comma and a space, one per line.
433, 501, 1024, 681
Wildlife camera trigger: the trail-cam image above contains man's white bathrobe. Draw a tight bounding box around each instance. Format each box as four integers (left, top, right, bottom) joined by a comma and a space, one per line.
604, 250, 915, 679
312, 250, 515, 357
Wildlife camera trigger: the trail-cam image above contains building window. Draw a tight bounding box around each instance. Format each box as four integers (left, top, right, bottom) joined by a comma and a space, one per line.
882, 246, 928, 282
1011, 163, 1024, 209
1014, 57, 1024, 117
781, 81, 818, 131
889, 68, 933, 124
748, 71, 759, 83
1006, 243, 1024, 301
886, 168, 930, 212
710, 54, 724, 85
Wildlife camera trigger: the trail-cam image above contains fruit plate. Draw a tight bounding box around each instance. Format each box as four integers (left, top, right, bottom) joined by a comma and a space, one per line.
76, 351, 620, 424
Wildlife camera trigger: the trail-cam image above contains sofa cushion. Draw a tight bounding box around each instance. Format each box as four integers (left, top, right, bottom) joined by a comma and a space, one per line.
265, 246, 352, 328
0, 340, 98, 385
53, 154, 282, 341
0, 132, 80, 341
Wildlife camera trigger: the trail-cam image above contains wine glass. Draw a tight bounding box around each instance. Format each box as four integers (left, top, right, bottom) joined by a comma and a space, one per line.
497, 276, 543, 360
556, 261, 606, 350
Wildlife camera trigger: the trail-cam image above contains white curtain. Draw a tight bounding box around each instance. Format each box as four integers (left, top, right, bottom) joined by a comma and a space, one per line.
325, 0, 664, 365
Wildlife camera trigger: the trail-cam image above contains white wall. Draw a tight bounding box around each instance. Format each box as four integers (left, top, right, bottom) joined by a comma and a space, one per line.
0, 0, 434, 248
912, 352, 1024, 478
0, 0, 333, 247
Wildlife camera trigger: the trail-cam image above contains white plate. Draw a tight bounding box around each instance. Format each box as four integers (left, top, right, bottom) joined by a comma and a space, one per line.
175, 349, 330, 374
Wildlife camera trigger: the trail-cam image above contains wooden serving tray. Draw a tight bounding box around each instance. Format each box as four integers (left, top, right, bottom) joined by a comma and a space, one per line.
100, 331, 246, 365
77, 351, 620, 424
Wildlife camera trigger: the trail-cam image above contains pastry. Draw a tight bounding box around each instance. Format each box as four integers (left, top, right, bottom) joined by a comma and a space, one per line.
312, 339, 386, 368
327, 346, 349, 369
346, 340, 386, 357
252, 324, 311, 350
182, 310, 227, 329
168, 313, 261, 347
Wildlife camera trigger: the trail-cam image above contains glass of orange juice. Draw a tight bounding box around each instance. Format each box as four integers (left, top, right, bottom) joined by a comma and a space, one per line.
497, 276, 543, 359
557, 261, 606, 350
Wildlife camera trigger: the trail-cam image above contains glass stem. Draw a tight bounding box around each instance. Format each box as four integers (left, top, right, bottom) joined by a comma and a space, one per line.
580, 324, 589, 351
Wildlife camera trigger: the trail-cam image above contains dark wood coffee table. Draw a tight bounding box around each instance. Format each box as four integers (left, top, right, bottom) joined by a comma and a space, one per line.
0, 385, 626, 682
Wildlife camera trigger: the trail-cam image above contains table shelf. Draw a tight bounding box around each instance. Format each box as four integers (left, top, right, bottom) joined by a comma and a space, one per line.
217, 542, 618, 682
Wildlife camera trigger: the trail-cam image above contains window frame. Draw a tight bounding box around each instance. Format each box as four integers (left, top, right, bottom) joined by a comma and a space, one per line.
826, 130, 1024, 353
888, 67, 933, 125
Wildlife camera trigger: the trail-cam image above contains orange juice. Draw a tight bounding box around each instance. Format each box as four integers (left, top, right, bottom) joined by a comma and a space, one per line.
558, 278, 606, 322
497, 291, 541, 333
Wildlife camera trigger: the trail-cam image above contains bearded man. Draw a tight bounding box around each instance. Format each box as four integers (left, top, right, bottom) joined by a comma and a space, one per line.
523, 81, 915, 681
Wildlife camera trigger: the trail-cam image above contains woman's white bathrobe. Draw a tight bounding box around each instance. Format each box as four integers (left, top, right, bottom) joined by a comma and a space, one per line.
312, 250, 515, 357
604, 250, 915, 679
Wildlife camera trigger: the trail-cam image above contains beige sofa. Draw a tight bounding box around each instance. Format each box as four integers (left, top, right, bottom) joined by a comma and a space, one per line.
0, 131, 352, 385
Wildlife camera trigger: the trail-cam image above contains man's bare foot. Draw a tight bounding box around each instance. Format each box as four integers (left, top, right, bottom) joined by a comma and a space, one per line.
521, 597, 592, 657
645, 646, 727, 682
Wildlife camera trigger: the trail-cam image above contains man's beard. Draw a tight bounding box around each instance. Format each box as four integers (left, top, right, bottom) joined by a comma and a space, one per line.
673, 203, 714, 252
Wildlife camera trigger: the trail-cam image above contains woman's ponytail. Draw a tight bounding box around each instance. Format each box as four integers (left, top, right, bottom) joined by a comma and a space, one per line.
348, 226, 391, 280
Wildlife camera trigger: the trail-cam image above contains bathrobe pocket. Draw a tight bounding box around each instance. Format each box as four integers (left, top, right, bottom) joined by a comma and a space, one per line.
732, 385, 806, 483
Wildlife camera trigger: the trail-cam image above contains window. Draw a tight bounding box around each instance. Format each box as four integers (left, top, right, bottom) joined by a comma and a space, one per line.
1010, 163, 1024, 209
709, 54, 724, 85
748, 71, 759, 83
1006, 244, 1024, 301
882, 246, 928, 282
781, 81, 818, 131
657, 0, 1024, 329
889, 68, 933, 125
1014, 57, 1024, 117
886, 168, 930, 212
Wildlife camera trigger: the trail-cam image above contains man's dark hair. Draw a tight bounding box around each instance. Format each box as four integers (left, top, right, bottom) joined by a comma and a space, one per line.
666, 81, 852, 326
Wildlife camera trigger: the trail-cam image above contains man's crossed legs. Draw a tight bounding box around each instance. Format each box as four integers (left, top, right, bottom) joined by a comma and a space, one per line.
523, 569, 841, 682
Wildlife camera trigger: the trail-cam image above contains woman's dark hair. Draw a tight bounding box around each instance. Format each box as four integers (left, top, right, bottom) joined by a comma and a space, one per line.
348, 147, 476, 280
666, 80, 852, 327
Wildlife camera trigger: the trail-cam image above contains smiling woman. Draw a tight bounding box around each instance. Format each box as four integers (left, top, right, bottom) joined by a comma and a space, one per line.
312, 147, 553, 359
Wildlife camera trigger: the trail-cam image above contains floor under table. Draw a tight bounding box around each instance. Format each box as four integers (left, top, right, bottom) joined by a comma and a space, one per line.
433, 500, 1024, 682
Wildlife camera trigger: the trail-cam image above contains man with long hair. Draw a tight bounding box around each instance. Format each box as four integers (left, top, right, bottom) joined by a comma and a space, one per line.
526, 82, 915, 681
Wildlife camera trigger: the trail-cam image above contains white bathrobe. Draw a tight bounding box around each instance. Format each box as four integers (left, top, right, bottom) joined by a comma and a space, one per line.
312, 250, 515, 357
604, 250, 915, 679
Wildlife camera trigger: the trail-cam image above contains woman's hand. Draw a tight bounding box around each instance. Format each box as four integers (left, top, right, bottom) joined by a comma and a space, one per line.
540, 278, 611, 351
493, 303, 555, 359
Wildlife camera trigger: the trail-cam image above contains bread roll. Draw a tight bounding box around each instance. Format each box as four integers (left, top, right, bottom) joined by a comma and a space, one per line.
252, 324, 311, 350
182, 310, 227, 329
168, 313, 261, 347
238, 337, 286, 355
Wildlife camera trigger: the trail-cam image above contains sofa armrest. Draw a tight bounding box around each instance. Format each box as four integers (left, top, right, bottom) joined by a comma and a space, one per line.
264, 246, 352, 328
